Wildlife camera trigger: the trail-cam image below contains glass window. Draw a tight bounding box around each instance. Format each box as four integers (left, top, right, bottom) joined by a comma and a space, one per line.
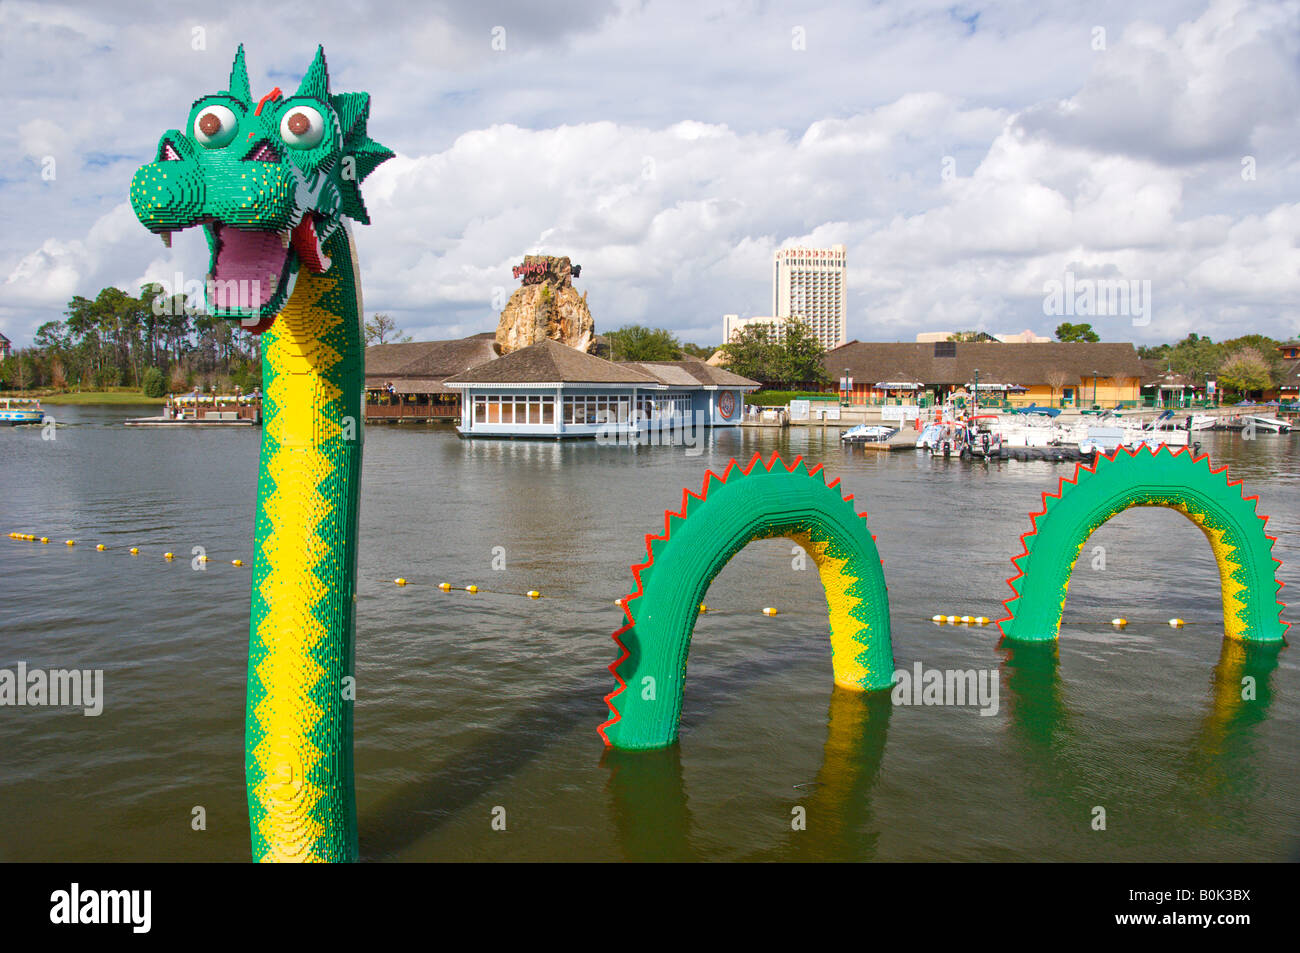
542, 397, 554, 424
474, 396, 485, 423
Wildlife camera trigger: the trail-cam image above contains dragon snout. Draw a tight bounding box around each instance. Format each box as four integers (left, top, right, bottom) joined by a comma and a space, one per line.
130, 131, 207, 236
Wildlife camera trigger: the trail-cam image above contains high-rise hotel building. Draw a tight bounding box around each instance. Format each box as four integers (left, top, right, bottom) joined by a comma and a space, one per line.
772, 244, 847, 349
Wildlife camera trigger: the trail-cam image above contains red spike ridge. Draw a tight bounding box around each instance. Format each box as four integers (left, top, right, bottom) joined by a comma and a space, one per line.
807, 462, 826, 479
602, 452, 877, 743
598, 621, 633, 745
784, 455, 804, 473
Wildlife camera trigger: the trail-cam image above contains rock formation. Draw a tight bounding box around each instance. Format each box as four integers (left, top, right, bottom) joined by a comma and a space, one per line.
494, 255, 595, 354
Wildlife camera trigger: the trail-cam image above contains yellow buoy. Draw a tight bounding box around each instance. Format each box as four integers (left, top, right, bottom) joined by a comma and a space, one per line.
164, 552, 174, 560
129, 547, 140, 555
394, 577, 407, 586
975, 617, 990, 625
762, 607, 778, 616
960, 615, 973, 623
40, 537, 50, 544
1168, 618, 1185, 628
96, 544, 107, 551
1111, 618, 1127, 627
699, 603, 708, 613
614, 598, 626, 608
931, 615, 945, 623
527, 590, 541, 599
438, 582, 452, 591
467, 585, 479, 593
946, 615, 958, 624
232, 559, 243, 567
65, 539, 75, 546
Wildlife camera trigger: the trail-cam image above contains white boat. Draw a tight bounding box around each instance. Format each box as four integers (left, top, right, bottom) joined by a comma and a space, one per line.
0, 398, 44, 425
915, 423, 945, 449
1190, 414, 1217, 431
1242, 415, 1291, 433
841, 424, 896, 443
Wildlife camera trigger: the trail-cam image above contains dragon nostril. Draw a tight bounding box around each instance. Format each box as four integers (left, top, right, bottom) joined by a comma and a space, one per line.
160, 141, 182, 161
245, 140, 281, 162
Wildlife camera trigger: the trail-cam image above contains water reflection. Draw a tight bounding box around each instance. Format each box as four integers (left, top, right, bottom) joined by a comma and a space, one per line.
1000, 638, 1281, 831
604, 686, 893, 861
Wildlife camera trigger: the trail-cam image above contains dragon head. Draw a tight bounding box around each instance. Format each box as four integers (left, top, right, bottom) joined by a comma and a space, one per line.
131, 45, 393, 333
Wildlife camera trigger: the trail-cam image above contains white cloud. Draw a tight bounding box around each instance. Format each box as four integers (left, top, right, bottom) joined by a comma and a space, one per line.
0, 0, 1297, 350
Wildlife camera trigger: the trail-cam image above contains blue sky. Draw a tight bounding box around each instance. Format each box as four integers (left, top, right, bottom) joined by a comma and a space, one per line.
1, 0, 1297, 348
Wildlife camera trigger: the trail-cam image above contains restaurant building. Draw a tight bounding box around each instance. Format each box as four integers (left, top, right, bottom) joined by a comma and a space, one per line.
824, 340, 1148, 408
364, 332, 499, 422
445, 339, 759, 438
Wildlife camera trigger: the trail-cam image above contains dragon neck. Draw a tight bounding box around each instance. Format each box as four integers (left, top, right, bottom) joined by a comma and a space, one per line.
245, 225, 364, 863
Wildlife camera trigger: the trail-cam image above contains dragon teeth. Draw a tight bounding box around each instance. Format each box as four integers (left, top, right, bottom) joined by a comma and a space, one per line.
160, 231, 172, 248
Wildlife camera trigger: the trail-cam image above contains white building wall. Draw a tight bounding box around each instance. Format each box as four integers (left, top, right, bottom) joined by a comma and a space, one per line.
772, 244, 847, 350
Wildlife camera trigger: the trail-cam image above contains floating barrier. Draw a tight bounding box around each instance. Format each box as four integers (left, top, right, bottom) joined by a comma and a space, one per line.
762, 606, 779, 616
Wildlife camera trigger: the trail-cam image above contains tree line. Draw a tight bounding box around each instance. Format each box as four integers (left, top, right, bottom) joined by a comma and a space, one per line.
0, 285, 261, 396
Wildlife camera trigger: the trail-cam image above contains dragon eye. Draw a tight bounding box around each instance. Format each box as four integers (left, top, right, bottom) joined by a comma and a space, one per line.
280, 105, 325, 149
193, 105, 238, 147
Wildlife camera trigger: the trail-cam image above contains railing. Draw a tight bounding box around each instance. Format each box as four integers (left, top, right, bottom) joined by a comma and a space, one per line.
365, 402, 459, 420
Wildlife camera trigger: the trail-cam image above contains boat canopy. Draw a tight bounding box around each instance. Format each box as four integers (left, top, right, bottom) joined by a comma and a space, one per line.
1012, 404, 1061, 417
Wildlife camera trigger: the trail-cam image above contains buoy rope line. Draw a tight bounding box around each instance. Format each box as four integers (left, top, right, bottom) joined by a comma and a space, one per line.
6, 531, 1237, 627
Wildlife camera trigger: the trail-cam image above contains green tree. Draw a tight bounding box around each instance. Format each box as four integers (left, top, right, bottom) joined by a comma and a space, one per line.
721, 323, 781, 384
606, 324, 682, 361
775, 318, 830, 387
364, 313, 411, 346
141, 366, 168, 398
1055, 322, 1100, 342
680, 341, 714, 359
1216, 347, 1272, 395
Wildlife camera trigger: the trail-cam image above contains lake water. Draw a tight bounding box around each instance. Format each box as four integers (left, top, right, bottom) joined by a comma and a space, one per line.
1, 406, 1297, 861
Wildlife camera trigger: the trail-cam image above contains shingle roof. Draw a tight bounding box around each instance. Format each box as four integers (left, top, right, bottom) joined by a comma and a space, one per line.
826, 341, 1146, 386
620, 359, 760, 389
446, 338, 660, 385
365, 334, 499, 381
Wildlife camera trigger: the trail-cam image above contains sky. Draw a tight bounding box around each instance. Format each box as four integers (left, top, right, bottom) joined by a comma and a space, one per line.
1, 0, 1297, 349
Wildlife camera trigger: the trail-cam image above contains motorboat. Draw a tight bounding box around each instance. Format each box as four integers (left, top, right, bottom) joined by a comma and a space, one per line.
841, 424, 897, 443
0, 398, 44, 425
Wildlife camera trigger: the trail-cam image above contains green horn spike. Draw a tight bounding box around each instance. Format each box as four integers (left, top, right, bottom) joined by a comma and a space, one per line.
296, 45, 330, 100
228, 44, 252, 105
